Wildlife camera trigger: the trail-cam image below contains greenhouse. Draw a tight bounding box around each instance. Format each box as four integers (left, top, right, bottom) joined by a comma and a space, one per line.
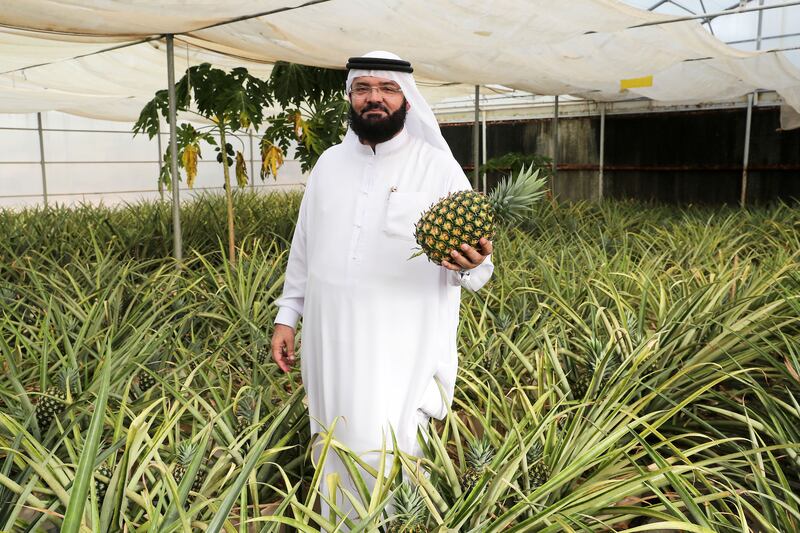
1, 1, 799, 531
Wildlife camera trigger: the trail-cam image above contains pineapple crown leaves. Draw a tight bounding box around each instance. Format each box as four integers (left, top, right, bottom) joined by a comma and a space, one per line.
57, 365, 80, 393
527, 441, 545, 463
235, 389, 259, 421
174, 441, 199, 466
464, 435, 496, 468
487, 165, 547, 225
391, 481, 429, 528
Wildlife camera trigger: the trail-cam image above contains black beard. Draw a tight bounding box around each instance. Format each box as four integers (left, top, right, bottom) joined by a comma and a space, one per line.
348, 99, 407, 144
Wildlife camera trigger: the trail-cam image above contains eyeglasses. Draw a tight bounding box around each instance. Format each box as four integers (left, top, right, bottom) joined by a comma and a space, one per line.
349, 84, 403, 97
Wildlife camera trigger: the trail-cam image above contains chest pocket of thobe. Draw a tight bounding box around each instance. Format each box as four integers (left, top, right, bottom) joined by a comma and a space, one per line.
383, 191, 431, 241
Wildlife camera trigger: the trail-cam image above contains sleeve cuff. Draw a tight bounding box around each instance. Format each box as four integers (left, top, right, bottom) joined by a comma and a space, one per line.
275, 307, 301, 330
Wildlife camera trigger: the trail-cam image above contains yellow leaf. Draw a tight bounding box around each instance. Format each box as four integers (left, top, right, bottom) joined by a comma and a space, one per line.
260, 141, 284, 181
181, 144, 199, 188
239, 111, 251, 130
292, 111, 305, 140
235, 151, 248, 188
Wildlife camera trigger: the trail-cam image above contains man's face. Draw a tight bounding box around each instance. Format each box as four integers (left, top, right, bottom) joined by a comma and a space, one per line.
348, 75, 410, 144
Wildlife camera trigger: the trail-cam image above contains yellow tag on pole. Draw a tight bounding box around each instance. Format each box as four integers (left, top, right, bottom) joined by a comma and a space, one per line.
620, 75, 654, 91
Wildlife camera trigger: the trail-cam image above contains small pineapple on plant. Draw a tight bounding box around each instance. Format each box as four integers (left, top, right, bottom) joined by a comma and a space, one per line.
254, 336, 270, 366
172, 441, 207, 494
526, 441, 550, 490
94, 464, 113, 502
460, 435, 495, 494
411, 165, 546, 265
568, 363, 593, 400
35, 366, 79, 430
136, 359, 160, 396
387, 481, 430, 533
568, 336, 620, 400
235, 389, 259, 452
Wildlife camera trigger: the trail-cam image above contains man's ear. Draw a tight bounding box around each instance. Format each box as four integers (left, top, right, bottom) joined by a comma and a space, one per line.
405, 100, 411, 111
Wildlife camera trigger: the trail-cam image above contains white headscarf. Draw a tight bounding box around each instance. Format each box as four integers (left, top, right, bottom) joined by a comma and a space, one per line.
346, 50, 453, 156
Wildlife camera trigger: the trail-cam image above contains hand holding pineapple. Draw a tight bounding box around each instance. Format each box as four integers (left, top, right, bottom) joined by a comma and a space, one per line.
440, 237, 493, 272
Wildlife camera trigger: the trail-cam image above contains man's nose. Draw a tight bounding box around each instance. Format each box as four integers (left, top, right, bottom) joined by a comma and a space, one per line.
365, 91, 385, 103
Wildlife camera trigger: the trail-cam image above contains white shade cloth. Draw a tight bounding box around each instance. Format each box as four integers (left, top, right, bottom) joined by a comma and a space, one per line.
0, 0, 798, 121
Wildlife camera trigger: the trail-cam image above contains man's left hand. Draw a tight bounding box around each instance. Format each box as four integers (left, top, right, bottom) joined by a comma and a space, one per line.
441, 237, 493, 271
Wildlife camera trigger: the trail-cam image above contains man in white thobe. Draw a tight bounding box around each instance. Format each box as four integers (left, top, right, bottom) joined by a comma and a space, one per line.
271, 51, 494, 524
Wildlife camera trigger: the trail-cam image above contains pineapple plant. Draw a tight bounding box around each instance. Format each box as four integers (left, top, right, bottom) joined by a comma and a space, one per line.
387, 481, 429, 533
95, 464, 113, 501
527, 441, 550, 489
35, 366, 79, 430
569, 336, 620, 400
173, 441, 206, 493
411, 165, 546, 265
235, 390, 258, 452
460, 435, 495, 493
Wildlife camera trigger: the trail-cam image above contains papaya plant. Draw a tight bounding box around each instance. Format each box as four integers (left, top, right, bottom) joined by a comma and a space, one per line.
134, 61, 348, 263
134, 64, 271, 264
264, 61, 348, 173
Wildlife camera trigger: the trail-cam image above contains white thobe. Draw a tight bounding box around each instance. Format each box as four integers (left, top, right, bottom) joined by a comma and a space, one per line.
274, 127, 493, 522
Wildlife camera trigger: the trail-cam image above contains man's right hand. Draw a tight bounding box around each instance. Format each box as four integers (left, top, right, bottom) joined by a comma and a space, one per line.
271, 324, 296, 373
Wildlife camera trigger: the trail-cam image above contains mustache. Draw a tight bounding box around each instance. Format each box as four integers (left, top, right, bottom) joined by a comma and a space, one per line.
361, 103, 389, 114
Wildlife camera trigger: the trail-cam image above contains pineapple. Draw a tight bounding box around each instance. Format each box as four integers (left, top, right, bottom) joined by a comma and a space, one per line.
460, 436, 495, 493
387, 481, 429, 533
569, 336, 620, 400
527, 442, 550, 489
95, 464, 113, 501
253, 337, 270, 366
235, 390, 258, 452
35, 366, 78, 429
173, 442, 206, 493
412, 166, 546, 265
136, 359, 160, 395
569, 365, 593, 400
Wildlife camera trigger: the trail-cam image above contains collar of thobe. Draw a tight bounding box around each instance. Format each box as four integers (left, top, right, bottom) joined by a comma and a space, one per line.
344, 127, 411, 157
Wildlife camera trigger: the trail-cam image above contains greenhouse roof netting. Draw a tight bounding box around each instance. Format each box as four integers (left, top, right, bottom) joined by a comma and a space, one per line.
1, 0, 799, 121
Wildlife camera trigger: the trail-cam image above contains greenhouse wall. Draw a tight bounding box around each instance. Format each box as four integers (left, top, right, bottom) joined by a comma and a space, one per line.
0, 112, 306, 209
441, 106, 800, 205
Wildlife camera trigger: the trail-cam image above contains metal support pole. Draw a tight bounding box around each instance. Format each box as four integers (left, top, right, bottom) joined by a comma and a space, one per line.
166, 34, 183, 262
481, 110, 487, 193
36, 112, 48, 208
553, 96, 559, 181
249, 131, 256, 190
473, 85, 480, 189
156, 122, 164, 201
741, 0, 763, 207
599, 103, 606, 201
741, 93, 753, 207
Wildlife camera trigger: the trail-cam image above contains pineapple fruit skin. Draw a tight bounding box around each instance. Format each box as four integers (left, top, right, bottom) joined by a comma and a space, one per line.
34, 386, 67, 429
95, 465, 113, 501
414, 191, 495, 266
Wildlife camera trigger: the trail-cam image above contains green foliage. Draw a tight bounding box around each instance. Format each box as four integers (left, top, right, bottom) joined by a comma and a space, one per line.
0, 195, 799, 531
479, 152, 552, 176
134, 61, 347, 182
265, 61, 348, 173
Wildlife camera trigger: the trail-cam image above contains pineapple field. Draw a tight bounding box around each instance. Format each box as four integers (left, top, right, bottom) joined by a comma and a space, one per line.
1, 191, 799, 532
